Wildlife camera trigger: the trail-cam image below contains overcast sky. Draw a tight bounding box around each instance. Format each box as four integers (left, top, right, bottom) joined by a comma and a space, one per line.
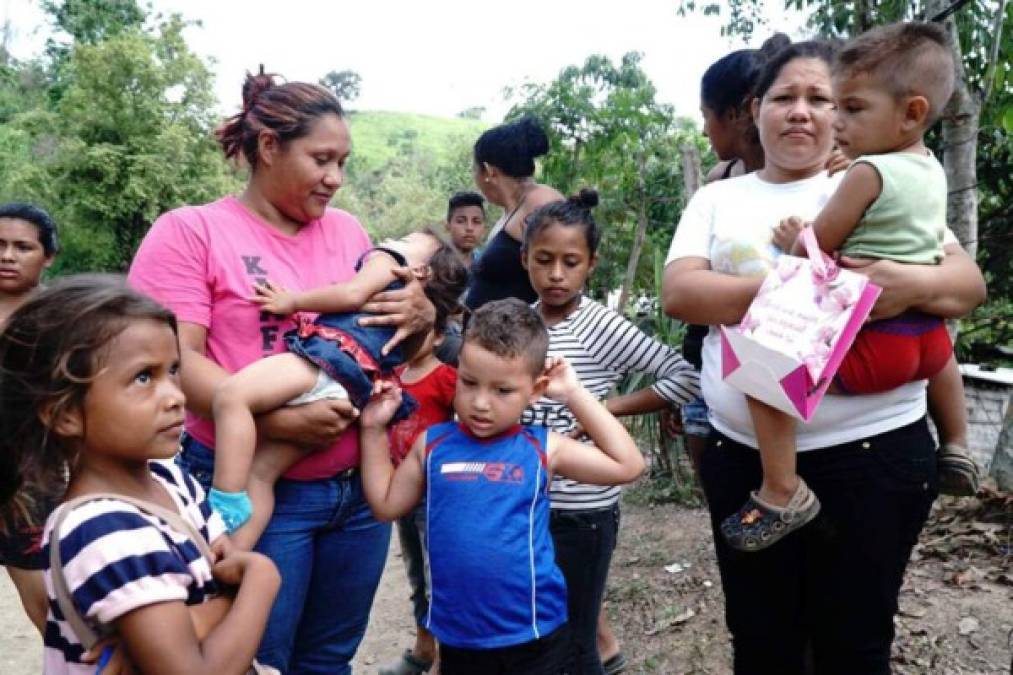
2, 0, 805, 125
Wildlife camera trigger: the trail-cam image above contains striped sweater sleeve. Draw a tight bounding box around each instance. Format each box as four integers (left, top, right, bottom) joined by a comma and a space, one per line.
574, 301, 700, 404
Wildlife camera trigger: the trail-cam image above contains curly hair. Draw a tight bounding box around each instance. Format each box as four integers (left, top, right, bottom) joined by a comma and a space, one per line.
463, 298, 548, 377
424, 244, 469, 335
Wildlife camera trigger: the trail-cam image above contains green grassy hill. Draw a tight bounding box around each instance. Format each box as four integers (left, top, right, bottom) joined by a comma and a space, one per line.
345, 110, 487, 173
336, 110, 492, 239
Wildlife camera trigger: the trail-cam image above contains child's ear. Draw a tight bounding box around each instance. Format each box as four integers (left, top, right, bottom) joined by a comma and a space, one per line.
39, 402, 84, 440
588, 252, 599, 275
520, 247, 529, 270
904, 95, 930, 129
529, 374, 549, 404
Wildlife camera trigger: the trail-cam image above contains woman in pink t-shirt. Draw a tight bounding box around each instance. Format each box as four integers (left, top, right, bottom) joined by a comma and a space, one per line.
129, 70, 434, 674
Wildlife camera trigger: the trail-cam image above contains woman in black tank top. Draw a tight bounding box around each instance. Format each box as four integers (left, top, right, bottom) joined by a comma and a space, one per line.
465, 117, 563, 310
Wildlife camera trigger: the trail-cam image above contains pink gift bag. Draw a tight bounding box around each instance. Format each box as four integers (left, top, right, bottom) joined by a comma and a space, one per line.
720, 228, 882, 421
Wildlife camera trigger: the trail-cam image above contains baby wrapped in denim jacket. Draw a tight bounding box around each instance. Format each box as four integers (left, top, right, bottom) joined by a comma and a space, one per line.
208, 228, 468, 546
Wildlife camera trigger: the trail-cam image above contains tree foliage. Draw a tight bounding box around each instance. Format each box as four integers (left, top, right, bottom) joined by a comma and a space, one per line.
320, 69, 362, 105
506, 53, 709, 305
337, 122, 478, 240
0, 2, 238, 273
44, 0, 144, 45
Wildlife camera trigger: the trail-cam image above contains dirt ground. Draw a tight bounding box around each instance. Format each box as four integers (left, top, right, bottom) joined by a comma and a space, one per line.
2, 488, 1010, 674
0, 571, 40, 673
600, 488, 1013, 674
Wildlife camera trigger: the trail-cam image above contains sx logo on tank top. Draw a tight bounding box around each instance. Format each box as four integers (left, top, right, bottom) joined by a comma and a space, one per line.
440, 461, 524, 483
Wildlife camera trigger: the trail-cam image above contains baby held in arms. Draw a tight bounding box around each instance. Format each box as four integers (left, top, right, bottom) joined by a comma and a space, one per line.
210, 228, 468, 548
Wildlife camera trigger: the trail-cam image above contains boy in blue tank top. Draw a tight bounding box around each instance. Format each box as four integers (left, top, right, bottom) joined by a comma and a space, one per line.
360, 298, 645, 674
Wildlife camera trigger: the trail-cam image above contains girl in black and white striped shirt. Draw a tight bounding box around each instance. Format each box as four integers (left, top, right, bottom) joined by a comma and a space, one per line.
520, 190, 700, 674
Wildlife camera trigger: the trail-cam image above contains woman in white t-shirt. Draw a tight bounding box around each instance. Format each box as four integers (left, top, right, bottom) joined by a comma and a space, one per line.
662, 40, 985, 674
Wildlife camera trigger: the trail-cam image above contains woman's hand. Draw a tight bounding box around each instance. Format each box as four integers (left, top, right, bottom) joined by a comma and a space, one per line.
259, 399, 359, 448
841, 247, 986, 322
358, 266, 436, 355
662, 405, 684, 436
838, 256, 925, 321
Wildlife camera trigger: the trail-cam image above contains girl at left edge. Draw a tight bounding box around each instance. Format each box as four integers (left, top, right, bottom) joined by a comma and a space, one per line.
128, 68, 435, 673
0, 203, 59, 635
0, 275, 279, 674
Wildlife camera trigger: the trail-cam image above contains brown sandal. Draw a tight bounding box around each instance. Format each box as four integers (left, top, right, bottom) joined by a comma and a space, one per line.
938, 443, 980, 497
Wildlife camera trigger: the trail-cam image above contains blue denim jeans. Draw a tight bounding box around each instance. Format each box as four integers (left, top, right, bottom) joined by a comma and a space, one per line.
681, 395, 711, 437
550, 504, 620, 675
286, 307, 416, 423
178, 435, 391, 674
395, 502, 429, 626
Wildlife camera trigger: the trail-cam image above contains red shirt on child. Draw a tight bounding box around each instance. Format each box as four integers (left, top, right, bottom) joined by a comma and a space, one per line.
389, 363, 457, 464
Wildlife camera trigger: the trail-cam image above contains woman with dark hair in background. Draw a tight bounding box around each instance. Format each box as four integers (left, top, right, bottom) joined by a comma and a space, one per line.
681, 36, 789, 481
465, 116, 563, 310
0, 203, 58, 324
0, 202, 60, 634
129, 70, 434, 674
699, 38, 787, 182
0, 200, 58, 322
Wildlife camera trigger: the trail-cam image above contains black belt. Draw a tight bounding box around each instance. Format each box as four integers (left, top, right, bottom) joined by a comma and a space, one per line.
333, 466, 359, 480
